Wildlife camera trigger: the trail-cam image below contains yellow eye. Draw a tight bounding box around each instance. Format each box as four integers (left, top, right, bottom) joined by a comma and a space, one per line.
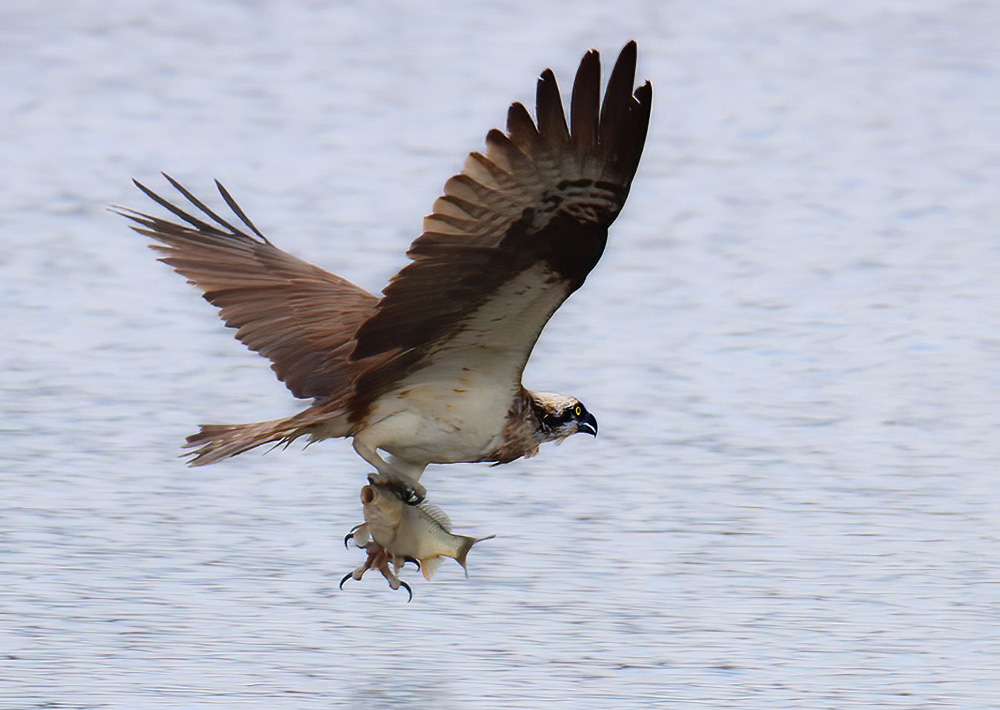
574, 405, 582, 417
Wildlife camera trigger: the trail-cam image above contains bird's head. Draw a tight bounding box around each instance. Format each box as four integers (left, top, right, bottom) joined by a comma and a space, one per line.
531, 392, 598, 442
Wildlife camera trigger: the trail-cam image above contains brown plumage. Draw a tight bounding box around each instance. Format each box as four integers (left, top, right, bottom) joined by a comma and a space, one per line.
119, 42, 651, 503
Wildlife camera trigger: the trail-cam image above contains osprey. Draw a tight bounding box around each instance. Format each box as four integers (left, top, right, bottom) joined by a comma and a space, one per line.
120, 42, 651, 504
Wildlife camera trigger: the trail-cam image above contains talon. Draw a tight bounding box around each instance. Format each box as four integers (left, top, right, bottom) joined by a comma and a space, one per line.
343, 523, 364, 549
395, 556, 420, 572
398, 579, 413, 603
395, 481, 425, 506
390, 481, 421, 505
365, 473, 425, 505
339, 572, 354, 591
390, 481, 424, 505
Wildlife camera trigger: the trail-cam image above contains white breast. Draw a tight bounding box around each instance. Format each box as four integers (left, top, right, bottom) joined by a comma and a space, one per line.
360, 373, 513, 464
356, 263, 568, 465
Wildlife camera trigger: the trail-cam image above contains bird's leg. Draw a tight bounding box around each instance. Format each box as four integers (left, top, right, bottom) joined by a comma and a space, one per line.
397, 557, 421, 573
374, 552, 413, 602
340, 544, 394, 586
339, 544, 379, 589
352, 440, 427, 505
375, 552, 401, 590
390, 554, 421, 575
340, 543, 413, 601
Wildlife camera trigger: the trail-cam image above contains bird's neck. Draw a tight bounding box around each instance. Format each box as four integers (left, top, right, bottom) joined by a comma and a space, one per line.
522, 388, 561, 443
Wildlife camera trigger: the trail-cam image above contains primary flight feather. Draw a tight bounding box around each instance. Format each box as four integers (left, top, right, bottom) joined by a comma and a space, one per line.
120, 42, 651, 504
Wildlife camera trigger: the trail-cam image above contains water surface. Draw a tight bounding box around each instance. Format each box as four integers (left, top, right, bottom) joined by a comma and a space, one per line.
2, 1, 999, 707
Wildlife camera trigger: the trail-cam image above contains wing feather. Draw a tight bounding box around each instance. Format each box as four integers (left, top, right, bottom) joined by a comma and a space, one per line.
349, 42, 651, 417
484, 129, 536, 175
120, 44, 650, 423
599, 40, 637, 150
570, 50, 601, 151
117, 178, 378, 400
506, 102, 540, 149
535, 69, 570, 145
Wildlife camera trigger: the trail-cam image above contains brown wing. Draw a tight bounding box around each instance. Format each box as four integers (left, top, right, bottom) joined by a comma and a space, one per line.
117, 175, 378, 400
348, 42, 651, 416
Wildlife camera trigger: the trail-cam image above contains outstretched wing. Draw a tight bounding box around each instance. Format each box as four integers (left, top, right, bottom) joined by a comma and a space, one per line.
117, 175, 378, 401
348, 42, 651, 416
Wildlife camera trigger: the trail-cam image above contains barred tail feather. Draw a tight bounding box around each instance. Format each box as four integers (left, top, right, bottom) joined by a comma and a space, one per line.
184, 414, 319, 466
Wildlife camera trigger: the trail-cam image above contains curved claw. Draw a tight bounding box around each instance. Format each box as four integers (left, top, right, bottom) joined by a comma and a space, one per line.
402, 483, 427, 506
393, 481, 424, 506
403, 557, 421, 572
344, 523, 366, 549
339, 572, 354, 591
365, 474, 425, 506
398, 579, 413, 603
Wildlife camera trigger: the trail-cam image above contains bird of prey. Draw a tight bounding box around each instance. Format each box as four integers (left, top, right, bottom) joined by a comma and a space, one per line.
120, 42, 651, 504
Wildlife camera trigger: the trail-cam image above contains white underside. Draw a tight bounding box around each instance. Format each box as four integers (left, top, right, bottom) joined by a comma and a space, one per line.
353, 263, 569, 473
354, 374, 514, 468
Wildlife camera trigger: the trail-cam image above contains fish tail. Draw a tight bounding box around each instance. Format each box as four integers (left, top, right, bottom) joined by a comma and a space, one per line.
455, 534, 496, 576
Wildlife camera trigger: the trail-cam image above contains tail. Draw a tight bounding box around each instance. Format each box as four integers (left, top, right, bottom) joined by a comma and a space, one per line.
454, 534, 496, 577
419, 535, 496, 581
183, 410, 332, 466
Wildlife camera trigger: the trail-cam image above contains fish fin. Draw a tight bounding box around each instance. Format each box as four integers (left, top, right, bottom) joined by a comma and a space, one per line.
416, 501, 453, 531
421, 556, 445, 581
455, 534, 496, 576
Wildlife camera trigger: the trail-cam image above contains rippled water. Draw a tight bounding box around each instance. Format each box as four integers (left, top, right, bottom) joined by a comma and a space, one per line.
3, 1, 1000, 707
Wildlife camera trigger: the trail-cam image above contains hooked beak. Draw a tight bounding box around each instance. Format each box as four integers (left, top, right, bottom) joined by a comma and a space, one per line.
577, 411, 598, 437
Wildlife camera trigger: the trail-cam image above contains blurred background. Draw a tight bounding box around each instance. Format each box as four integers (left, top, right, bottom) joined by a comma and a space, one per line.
2, 1, 999, 707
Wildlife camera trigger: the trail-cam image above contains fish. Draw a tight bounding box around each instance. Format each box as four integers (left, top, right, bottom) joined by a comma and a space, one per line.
341, 479, 494, 600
